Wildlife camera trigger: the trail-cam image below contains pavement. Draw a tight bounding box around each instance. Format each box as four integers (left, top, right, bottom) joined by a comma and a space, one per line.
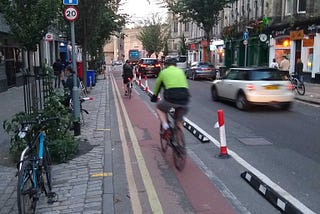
0, 71, 319, 214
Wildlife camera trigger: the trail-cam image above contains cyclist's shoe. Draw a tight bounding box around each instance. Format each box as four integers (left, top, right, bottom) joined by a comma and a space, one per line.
162, 128, 172, 141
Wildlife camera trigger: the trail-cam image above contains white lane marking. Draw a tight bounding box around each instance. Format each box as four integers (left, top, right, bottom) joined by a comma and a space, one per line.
184, 117, 316, 214
111, 74, 163, 214
188, 150, 251, 214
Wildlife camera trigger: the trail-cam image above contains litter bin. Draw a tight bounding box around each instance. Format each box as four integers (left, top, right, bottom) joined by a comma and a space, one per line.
86, 70, 96, 87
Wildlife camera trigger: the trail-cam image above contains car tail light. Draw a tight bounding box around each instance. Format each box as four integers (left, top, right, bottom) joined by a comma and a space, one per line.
140, 64, 147, 68
287, 83, 294, 90
246, 83, 256, 91
155, 63, 161, 67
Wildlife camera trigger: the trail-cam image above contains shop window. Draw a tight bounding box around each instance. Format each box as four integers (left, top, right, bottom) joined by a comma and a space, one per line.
285, 0, 293, 15
306, 48, 313, 71
297, 0, 306, 13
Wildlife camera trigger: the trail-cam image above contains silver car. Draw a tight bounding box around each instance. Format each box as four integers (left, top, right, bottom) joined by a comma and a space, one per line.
210, 67, 294, 110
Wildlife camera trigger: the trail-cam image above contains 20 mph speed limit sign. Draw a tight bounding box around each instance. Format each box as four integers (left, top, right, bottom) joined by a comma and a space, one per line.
64, 6, 78, 22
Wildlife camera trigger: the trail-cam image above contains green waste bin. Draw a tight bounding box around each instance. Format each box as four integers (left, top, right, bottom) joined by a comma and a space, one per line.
86, 70, 95, 87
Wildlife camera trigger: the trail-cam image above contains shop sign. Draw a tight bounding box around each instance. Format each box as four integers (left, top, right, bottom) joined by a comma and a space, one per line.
303, 38, 314, 47
290, 30, 304, 40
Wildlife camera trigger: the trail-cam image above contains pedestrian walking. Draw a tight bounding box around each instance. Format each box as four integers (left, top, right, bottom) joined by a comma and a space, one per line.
295, 58, 304, 82
52, 59, 64, 88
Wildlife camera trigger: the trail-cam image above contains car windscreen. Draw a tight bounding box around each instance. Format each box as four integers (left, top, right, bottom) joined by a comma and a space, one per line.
143, 59, 158, 64
250, 70, 283, 81
198, 62, 214, 68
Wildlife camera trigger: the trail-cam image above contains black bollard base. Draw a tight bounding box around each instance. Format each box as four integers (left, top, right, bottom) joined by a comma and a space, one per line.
73, 121, 81, 136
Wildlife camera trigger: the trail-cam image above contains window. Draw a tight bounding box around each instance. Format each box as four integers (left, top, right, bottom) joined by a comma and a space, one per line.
184, 22, 189, 32
285, 0, 293, 15
297, 0, 306, 13
173, 21, 178, 33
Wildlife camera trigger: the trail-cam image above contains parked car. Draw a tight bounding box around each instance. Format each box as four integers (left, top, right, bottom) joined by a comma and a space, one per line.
210, 67, 294, 110
185, 61, 217, 80
137, 58, 161, 77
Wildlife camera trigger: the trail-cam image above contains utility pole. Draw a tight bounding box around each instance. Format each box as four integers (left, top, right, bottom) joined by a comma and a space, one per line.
63, 1, 80, 136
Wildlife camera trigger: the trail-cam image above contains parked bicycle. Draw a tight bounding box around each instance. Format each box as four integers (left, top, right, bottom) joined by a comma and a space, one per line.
79, 81, 88, 98
288, 74, 305, 95
160, 108, 186, 171
17, 116, 58, 214
69, 96, 93, 124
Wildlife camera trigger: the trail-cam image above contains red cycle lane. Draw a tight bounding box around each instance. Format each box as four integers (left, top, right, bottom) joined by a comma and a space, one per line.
115, 77, 238, 214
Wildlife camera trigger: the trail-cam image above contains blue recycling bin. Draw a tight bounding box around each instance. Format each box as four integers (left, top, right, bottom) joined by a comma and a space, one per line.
86, 70, 96, 87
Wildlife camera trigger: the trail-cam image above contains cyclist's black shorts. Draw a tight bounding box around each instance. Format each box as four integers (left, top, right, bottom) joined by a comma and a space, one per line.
156, 99, 188, 122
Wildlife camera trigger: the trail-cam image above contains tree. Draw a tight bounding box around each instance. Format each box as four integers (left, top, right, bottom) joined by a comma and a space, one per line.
0, 0, 60, 65
163, 0, 237, 61
0, 0, 61, 112
179, 34, 187, 55
75, 0, 125, 84
137, 14, 168, 58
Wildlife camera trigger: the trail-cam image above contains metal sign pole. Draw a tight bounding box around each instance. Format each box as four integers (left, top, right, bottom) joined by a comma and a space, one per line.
71, 21, 80, 135
244, 44, 247, 67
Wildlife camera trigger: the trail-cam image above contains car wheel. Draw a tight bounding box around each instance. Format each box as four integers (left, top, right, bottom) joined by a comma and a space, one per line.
211, 86, 219, 101
236, 92, 250, 110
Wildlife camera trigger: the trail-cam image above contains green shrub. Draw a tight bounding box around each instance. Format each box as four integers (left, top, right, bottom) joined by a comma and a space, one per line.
3, 67, 79, 164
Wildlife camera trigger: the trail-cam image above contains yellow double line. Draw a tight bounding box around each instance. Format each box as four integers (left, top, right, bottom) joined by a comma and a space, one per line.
111, 74, 163, 214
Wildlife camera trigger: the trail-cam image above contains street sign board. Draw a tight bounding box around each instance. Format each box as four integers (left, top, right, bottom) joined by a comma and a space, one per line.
63, 0, 78, 5
243, 40, 248, 46
63, 6, 78, 22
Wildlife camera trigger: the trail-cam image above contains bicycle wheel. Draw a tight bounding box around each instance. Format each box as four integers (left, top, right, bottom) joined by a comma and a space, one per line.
42, 146, 52, 192
172, 127, 186, 171
17, 160, 36, 214
160, 124, 168, 153
296, 82, 305, 95
128, 83, 132, 99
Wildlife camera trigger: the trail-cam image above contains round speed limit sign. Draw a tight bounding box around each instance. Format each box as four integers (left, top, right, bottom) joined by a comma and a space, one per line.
64, 6, 78, 22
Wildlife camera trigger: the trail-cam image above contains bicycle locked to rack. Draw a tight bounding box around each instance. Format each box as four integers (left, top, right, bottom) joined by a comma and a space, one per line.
16, 116, 59, 214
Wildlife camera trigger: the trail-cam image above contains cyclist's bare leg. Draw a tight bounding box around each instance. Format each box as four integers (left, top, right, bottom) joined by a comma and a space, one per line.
155, 108, 169, 129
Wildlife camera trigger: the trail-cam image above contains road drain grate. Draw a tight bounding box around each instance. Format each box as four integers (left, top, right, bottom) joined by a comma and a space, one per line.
238, 137, 272, 145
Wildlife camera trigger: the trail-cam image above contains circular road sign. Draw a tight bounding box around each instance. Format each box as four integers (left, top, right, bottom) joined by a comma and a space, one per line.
64, 6, 78, 22
243, 40, 248, 45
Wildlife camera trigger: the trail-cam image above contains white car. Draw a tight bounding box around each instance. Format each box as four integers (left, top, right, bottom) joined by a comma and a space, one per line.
210, 67, 294, 110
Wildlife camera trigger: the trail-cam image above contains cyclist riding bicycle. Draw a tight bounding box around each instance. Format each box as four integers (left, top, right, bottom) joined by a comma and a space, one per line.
150, 58, 190, 141
122, 60, 134, 95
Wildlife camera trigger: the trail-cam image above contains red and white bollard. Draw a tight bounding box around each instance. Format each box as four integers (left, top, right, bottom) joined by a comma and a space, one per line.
216, 110, 229, 158
145, 75, 149, 92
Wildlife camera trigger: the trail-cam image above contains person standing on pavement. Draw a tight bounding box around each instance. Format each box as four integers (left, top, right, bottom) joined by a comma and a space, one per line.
150, 58, 190, 141
279, 55, 290, 71
64, 66, 80, 105
270, 58, 279, 69
52, 59, 64, 88
122, 60, 134, 95
295, 58, 304, 82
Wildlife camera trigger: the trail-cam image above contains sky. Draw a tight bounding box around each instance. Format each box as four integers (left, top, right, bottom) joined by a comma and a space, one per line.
118, 0, 168, 27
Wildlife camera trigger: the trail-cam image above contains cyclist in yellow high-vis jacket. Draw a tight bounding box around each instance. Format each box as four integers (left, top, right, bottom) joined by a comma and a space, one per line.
151, 58, 190, 140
